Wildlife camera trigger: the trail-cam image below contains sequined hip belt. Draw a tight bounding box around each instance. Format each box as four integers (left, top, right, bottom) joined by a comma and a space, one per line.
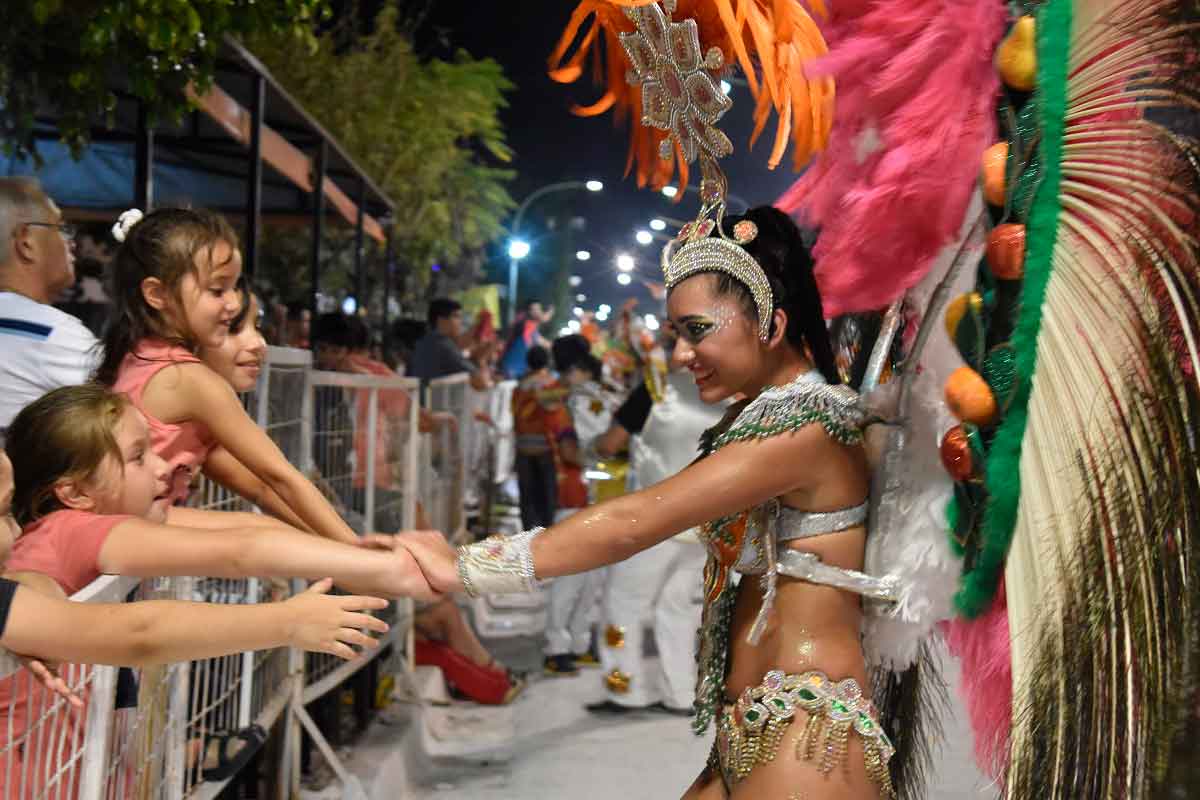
711, 670, 895, 798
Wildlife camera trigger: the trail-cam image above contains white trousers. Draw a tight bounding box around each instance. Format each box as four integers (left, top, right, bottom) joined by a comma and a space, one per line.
544, 508, 608, 655
599, 538, 705, 708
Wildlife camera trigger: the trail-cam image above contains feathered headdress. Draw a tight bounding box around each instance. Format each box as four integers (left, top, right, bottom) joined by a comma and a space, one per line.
548, 0, 833, 193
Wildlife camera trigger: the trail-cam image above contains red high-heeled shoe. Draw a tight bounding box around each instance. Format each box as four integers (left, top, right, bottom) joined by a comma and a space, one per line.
414, 639, 520, 705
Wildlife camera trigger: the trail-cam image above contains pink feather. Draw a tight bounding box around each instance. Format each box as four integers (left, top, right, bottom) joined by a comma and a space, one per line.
778, 0, 1007, 317
942, 578, 1011, 781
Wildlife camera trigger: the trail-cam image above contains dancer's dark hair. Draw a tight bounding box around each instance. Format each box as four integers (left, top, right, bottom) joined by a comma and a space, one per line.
698, 205, 839, 384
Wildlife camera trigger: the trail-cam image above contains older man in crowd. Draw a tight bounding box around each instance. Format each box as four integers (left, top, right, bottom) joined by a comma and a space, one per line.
0, 178, 93, 430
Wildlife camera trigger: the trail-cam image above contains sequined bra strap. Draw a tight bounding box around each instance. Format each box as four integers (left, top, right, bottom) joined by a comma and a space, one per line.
776, 502, 868, 543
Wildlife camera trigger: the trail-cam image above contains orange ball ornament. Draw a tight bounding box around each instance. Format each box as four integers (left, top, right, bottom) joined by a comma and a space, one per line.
986, 224, 1026, 280
945, 292, 983, 340
940, 425, 975, 481
981, 142, 1009, 207
945, 366, 998, 426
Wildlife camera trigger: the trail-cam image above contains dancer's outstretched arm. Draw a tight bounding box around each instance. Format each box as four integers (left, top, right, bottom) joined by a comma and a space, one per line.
400, 422, 866, 592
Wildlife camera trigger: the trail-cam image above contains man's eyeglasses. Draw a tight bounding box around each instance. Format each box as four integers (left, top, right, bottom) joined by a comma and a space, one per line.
23, 221, 76, 241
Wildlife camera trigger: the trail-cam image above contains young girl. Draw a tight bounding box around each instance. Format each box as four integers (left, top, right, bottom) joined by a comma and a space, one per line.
0, 435, 394, 796
94, 208, 360, 543
0, 448, 389, 690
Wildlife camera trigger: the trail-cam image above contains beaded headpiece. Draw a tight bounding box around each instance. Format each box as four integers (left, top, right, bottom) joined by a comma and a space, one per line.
619, 0, 773, 342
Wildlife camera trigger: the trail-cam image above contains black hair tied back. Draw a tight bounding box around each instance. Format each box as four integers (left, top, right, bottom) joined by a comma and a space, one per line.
714, 206, 839, 385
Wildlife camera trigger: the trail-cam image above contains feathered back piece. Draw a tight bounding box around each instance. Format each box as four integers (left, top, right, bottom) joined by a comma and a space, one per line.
934, 0, 1200, 794
776, 0, 1007, 317
548, 0, 833, 192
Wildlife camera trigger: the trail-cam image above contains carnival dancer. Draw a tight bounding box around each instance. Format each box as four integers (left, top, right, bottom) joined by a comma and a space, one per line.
587, 345, 724, 715
540, 335, 623, 677
400, 203, 898, 799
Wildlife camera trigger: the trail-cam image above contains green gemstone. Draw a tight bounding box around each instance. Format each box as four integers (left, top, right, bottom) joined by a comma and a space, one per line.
832, 701, 848, 713
771, 698, 786, 710
745, 709, 760, 722
858, 714, 873, 729
798, 688, 816, 700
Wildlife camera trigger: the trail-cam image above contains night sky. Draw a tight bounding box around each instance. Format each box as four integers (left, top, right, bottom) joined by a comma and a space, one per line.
416, 0, 803, 319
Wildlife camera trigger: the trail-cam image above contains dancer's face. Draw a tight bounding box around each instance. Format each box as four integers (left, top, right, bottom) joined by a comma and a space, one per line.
666, 273, 763, 404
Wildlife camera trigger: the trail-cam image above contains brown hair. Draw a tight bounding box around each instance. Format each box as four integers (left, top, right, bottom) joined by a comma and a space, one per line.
6, 384, 130, 526
94, 208, 240, 386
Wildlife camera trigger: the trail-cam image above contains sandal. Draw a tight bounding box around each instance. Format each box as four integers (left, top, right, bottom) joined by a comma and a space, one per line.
200, 724, 267, 782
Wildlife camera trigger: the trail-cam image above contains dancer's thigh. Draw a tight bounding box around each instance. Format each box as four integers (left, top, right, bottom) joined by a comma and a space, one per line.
680, 767, 727, 800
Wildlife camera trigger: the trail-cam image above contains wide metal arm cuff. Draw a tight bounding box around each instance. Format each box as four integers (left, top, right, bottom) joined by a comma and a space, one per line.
457, 527, 545, 598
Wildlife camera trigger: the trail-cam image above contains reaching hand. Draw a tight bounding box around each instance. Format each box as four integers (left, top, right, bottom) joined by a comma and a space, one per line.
394, 530, 462, 595
18, 655, 82, 709
283, 578, 390, 660
367, 530, 447, 601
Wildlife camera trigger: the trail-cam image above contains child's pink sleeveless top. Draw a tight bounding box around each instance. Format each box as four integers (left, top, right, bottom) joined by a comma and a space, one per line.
112, 339, 217, 505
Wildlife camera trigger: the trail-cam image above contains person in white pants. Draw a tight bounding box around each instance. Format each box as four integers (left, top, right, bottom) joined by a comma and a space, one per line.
543, 337, 622, 676
587, 363, 724, 713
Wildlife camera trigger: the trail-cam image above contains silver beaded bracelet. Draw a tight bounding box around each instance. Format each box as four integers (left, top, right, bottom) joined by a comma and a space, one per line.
457, 527, 545, 598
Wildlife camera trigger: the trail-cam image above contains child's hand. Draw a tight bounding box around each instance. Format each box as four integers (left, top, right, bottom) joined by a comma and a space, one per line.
283, 578, 390, 660
356, 533, 396, 551
387, 541, 443, 602
395, 530, 462, 595
18, 655, 83, 709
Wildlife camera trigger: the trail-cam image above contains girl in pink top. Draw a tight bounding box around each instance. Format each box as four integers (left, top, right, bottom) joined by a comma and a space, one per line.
93, 208, 360, 543
0, 384, 442, 796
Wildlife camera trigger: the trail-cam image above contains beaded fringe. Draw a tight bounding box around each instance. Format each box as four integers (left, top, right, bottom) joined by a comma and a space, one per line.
714, 671, 895, 799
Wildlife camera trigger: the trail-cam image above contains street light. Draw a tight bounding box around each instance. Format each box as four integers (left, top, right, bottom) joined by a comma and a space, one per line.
616, 253, 635, 272
507, 239, 531, 260
636, 230, 653, 245
576, 293, 587, 302
569, 275, 583, 287
573, 306, 584, 317
576, 250, 591, 261
649, 218, 666, 231
617, 273, 632, 286
661, 185, 678, 198
644, 314, 660, 331
720, 80, 732, 95
507, 179, 604, 322
599, 303, 612, 314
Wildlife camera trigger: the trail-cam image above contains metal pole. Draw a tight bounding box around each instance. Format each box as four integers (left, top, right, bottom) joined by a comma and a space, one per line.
245, 74, 265, 278
382, 222, 394, 356
354, 179, 366, 315
134, 101, 154, 211
310, 140, 327, 321
505, 180, 593, 325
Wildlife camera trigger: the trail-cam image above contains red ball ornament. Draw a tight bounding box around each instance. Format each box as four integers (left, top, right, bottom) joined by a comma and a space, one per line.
940, 425, 975, 481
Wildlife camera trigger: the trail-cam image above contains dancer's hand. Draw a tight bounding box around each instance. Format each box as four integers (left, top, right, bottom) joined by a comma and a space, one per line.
283, 578, 390, 660
394, 531, 462, 595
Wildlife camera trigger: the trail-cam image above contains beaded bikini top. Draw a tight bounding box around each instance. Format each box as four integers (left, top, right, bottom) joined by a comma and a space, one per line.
692, 371, 900, 733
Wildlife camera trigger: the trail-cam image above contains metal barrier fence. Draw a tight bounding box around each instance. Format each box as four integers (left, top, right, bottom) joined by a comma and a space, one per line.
0, 347, 430, 799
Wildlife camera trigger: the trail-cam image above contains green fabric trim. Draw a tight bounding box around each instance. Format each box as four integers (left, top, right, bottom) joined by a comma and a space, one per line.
953, 0, 1071, 618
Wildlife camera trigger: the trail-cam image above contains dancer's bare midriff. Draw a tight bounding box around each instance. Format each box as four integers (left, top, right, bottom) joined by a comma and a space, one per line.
726, 525, 869, 696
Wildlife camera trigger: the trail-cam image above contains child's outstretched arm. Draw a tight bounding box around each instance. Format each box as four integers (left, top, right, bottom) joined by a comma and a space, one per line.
199, 446, 316, 533
0, 578, 389, 706
167, 504, 310, 534
97, 518, 444, 601
150, 363, 360, 545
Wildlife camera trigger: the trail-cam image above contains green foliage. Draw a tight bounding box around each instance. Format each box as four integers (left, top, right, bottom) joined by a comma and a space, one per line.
248, 2, 515, 298
1, 0, 328, 161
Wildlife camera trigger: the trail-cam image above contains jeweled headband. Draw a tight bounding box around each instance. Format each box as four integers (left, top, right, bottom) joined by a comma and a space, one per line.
619, 0, 774, 342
